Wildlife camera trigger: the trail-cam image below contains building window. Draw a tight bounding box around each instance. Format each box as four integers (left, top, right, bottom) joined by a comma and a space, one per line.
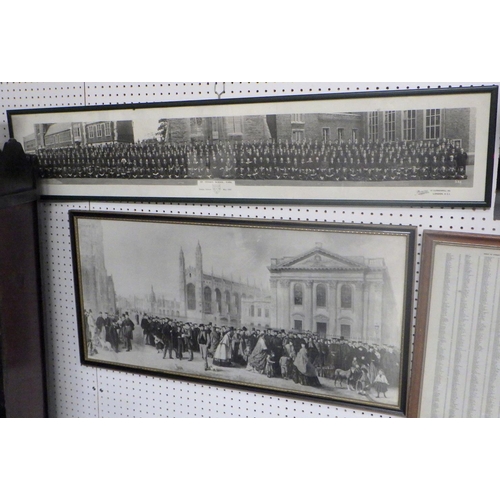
337, 128, 344, 142
97, 124, 103, 138
316, 322, 327, 337
368, 112, 378, 142
226, 116, 242, 135
294, 283, 303, 305
322, 127, 330, 141
294, 319, 303, 331
340, 324, 351, 339
204, 286, 212, 314
211, 117, 219, 140
352, 129, 358, 143
292, 129, 304, 143
425, 109, 441, 140
187, 283, 196, 310
250, 305, 254, 317
316, 284, 327, 308
104, 122, 112, 137
215, 288, 222, 314
403, 110, 416, 141
341, 284, 352, 309
291, 114, 304, 123
258, 307, 262, 317
88, 126, 95, 139
384, 111, 396, 142
190, 117, 203, 127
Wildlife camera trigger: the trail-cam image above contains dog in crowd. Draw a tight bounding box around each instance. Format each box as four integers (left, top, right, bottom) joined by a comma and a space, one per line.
153, 335, 164, 353
103, 341, 114, 351
334, 367, 354, 389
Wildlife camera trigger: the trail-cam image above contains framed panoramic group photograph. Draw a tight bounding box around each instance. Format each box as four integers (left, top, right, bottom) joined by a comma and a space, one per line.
70, 212, 417, 414
8, 85, 498, 207
409, 231, 500, 418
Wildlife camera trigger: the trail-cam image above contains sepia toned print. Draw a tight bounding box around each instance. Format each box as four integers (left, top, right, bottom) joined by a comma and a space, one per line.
71, 212, 416, 414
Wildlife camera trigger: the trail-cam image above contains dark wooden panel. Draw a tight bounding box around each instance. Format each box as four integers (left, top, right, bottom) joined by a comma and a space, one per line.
0, 201, 47, 417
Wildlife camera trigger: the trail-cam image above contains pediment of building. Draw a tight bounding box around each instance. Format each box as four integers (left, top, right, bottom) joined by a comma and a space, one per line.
270, 248, 366, 272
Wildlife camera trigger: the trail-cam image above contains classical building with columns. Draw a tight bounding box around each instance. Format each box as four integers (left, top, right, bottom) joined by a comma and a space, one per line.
268, 243, 398, 345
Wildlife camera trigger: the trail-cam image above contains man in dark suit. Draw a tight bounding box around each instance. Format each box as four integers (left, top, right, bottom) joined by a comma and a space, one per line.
104, 312, 113, 344
191, 323, 200, 353
198, 324, 210, 369
96, 312, 105, 341
456, 148, 468, 179
122, 312, 135, 352
183, 324, 194, 361
141, 313, 151, 345
162, 319, 175, 359
176, 321, 185, 360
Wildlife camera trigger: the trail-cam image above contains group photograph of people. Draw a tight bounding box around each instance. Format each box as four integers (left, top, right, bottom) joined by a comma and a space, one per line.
37, 135, 469, 184
83, 309, 400, 406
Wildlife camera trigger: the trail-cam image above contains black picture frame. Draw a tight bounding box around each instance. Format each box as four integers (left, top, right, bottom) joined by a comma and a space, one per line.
8, 85, 498, 207
70, 211, 417, 415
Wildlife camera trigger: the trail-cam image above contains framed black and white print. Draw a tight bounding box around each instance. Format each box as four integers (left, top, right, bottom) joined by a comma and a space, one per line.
8, 85, 498, 207
70, 212, 417, 415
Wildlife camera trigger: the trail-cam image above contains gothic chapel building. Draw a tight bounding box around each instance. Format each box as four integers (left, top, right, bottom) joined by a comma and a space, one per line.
178, 242, 270, 328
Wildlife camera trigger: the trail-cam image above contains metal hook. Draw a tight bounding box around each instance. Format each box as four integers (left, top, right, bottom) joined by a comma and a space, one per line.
214, 82, 226, 99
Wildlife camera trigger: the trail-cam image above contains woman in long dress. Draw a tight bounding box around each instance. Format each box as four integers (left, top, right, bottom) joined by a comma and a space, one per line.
246, 334, 268, 373
213, 329, 232, 367
209, 327, 221, 358
292, 343, 321, 387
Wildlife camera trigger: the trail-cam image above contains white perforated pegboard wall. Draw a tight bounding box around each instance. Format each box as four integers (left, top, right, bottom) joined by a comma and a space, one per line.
3, 82, 499, 418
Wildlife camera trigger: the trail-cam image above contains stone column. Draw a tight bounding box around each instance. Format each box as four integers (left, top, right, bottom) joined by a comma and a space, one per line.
305, 280, 314, 332
278, 279, 290, 330
354, 281, 364, 342
328, 280, 337, 338
270, 279, 278, 328
369, 281, 383, 344
363, 281, 370, 343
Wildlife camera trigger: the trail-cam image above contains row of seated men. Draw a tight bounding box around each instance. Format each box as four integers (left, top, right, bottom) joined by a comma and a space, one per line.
37, 155, 467, 181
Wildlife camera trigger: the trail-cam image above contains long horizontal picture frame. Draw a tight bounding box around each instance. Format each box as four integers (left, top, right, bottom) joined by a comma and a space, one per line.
408, 230, 500, 417
9, 86, 499, 206
70, 211, 417, 415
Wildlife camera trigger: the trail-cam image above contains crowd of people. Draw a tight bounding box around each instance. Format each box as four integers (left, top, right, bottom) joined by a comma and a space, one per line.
37, 136, 468, 183
84, 309, 400, 397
